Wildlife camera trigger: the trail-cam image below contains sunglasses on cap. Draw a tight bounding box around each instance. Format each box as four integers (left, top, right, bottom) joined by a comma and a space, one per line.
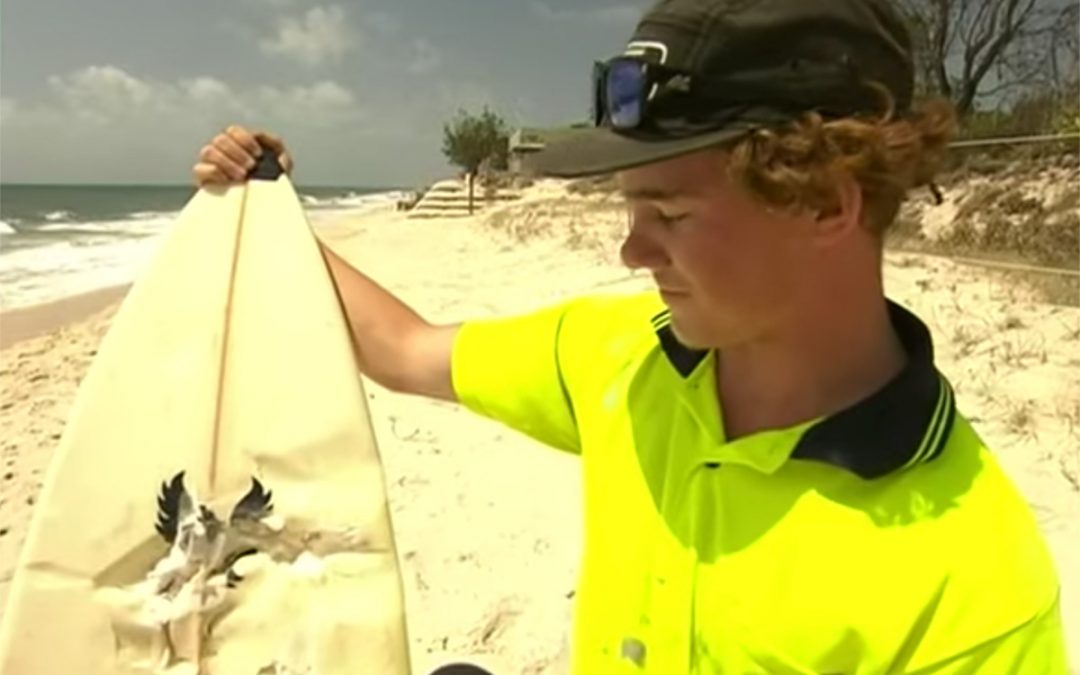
591, 57, 691, 129
590, 54, 877, 132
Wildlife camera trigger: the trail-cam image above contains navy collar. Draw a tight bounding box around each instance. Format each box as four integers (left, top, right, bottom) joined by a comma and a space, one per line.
653, 300, 957, 479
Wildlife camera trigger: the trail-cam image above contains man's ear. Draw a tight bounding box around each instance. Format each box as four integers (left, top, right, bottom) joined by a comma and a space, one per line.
812, 171, 863, 247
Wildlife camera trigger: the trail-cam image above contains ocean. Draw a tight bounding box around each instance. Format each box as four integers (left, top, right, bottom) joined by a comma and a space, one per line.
0, 184, 408, 311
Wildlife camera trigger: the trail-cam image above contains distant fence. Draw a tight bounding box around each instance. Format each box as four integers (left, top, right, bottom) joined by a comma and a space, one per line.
947, 133, 1080, 149
886, 133, 1078, 306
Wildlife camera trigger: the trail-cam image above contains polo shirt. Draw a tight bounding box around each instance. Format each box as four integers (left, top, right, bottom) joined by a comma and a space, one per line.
450, 291, 1068, 674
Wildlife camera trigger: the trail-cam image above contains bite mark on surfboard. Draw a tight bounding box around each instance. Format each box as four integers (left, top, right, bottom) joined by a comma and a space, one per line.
150, 471, 276, 593
96, 470, 394, 671
94, 473, 287, 668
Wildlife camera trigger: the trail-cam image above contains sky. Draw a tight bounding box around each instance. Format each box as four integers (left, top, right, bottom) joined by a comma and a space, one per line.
0, 0, 650, 186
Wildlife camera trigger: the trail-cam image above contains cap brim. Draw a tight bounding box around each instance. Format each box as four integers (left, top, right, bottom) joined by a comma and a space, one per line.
522, 125, 751, 178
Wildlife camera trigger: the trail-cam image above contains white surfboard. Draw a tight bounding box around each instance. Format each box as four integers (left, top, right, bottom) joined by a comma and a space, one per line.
0, 153, 412, 675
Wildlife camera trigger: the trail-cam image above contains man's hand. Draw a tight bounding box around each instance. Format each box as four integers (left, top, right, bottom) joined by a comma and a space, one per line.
192, 125, 294, 186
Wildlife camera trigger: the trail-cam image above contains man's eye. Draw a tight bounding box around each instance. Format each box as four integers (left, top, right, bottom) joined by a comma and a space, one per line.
658, 211, 688, 226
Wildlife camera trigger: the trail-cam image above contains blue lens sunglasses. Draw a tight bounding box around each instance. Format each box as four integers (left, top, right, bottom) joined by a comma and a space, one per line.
591, 55, 870, 131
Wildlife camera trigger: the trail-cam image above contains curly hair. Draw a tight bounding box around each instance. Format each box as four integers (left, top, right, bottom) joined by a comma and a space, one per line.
723, 89, 958, 237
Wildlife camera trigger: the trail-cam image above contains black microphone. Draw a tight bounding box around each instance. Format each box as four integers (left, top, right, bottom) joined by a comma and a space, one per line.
426, 664, 496, 675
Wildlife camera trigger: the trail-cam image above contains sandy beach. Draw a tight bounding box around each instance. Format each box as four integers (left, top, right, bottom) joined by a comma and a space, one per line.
0, 182, 1077, 672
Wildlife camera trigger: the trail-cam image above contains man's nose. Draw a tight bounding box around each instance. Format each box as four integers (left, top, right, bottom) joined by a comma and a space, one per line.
619, 213, 669, 270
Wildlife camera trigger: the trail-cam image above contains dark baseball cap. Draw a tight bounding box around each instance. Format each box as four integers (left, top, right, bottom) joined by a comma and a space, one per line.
526, 0, 915, 178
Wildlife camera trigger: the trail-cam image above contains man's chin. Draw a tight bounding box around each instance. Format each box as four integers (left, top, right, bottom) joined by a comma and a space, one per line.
667, 316, 711, 350
660, 295, 722, 349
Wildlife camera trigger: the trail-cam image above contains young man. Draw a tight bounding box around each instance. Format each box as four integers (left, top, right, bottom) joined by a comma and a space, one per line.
193, 0, 1069, 672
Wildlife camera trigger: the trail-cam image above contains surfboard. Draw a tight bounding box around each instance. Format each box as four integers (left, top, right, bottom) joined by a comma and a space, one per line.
0, 151, 412, 674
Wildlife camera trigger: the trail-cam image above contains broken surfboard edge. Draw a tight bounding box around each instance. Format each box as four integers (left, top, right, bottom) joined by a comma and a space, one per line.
0, 147, 413, 674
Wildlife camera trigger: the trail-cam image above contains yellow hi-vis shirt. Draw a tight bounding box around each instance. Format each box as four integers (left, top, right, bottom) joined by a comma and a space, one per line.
450, 292, 1068, 675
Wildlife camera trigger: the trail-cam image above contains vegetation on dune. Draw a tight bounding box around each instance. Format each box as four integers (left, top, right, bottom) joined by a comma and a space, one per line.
441, 107, 511, 215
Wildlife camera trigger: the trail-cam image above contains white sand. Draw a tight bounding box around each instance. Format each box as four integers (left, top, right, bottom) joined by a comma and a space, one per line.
1, 186, 1077, 673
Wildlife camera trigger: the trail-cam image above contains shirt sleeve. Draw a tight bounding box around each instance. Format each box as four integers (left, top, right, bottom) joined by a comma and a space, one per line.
907, 593, 1070, 675
450, 299, 581, 454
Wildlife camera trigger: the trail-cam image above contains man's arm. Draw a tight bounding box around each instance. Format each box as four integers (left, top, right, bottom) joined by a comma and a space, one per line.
320, 243, 460, 401
325, 241, 585, 452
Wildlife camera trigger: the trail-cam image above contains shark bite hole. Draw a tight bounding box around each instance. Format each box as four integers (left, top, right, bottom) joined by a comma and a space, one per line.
153, 471, 275, 593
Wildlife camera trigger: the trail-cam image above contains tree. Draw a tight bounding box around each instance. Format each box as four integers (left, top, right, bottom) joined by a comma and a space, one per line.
897, 0, 1078, 117
441, 106, 510, 214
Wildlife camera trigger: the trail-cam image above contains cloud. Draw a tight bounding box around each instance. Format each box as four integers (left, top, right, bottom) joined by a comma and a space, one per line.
183, 76, 235, 105
252, 81, 365, 127
41, 67, 248, 126
2, 65, 383, 182
436, 81, 498, 116
216, 18, 259, 42
48, 66, 156, 122
367, 11, 402, 37
529, 2, 644, 25
408, 39, 441, 75
21, 65, 365, 131
1, 98, 17, 120
259, 5, 357, 67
